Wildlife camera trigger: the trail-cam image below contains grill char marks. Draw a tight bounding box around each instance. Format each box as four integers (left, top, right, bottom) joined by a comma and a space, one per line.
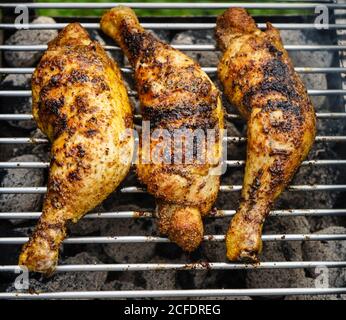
241, 48, 299, 114
101, 6, 224, 252
228, 37, 302, 118
216, 8, 316, 262
142, 102, 218, 132
120, 21, 158, 66
36, 45, 112, 142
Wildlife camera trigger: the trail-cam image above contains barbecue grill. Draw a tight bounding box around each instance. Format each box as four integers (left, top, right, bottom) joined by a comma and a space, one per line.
0, 1, 346, 300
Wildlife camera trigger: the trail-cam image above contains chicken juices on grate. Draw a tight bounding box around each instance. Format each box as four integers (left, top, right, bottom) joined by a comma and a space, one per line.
19, 23, 134, 274
101, 7, 224, 252
215, 8, 316, 262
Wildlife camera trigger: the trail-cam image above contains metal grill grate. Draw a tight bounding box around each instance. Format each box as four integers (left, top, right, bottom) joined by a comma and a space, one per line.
1, 1, 346, 299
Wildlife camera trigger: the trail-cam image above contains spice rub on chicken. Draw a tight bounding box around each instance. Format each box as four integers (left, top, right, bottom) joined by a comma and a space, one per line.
19, 23, 134, 274
215, 8, 316, 262
101, 7, 224, 252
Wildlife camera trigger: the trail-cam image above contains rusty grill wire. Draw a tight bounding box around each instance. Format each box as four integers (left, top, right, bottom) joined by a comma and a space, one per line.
0, 1, 346, 299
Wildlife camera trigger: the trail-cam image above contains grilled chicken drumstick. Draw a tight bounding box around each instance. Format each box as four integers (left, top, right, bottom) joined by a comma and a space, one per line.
215, 8, 316, 262
19, 23, 134, 273
101, 7, 224, 251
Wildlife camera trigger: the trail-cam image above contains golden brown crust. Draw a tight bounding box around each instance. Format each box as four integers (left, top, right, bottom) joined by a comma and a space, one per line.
19, 23, 134, 274
215, 7, 258, 52
101, 7, 224, 252
157, 202, 203, 252
216, 8, 316, 262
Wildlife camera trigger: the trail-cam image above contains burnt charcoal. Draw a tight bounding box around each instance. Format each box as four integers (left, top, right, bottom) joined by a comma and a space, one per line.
0, 221, 25, 291
4, 16, 58, 68
246, 217, 311, 293
0, 154, 44, 224
149, 29, 170, 44
280, 29, 335, 110
246, 242, 312, 295
225, 120, 243, 160
89, 29, 124, 65
29, 129, 50, 162
100, 218, 156, 263
143, 270, 177, 290
67, 204, 106, 236
7, 252, 107, 293
100, 277, 149, 300
171, 30, 220, 69
0, 74, 34, 130
102, 269, 176, 294
216, 169, 243, 216
102, 279, 143, 291
302, 226, 346, 288
154, 243, 184, 260
7, 129, 51, 162
286, 240, 346, 300
276, 145, 342, 231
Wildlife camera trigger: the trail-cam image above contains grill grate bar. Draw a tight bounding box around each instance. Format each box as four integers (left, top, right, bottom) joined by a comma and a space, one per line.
0, 2, 344, 9
1, 209, 346, 220
2, 44, 346, 52
1, 89, 345, 97
0, 136, 345, 144
1, 233, 346, 245
1, 113, 346, 121
3, 67, 346, 74
1, 184, 346, 194
1, 22, 346, 30
0, 114, 34, 121
1, 261, 346, 272
1, 159, 346, 169
1, 288, 346, 299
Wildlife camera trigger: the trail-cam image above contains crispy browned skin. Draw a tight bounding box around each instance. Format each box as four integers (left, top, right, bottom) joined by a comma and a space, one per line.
101, 7, 224, 251
216, 8, 316, 262
19, 23, 134, 273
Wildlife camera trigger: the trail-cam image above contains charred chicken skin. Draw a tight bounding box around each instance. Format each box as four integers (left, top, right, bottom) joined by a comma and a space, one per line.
215, 8, 316, 262
101, 7, 224, 251
19, 23, 134, 273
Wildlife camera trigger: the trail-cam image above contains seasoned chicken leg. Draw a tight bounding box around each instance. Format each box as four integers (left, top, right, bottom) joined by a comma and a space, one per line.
101, 7, 224, 251
215, 8, 316, 261
19, 23, 134, 273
